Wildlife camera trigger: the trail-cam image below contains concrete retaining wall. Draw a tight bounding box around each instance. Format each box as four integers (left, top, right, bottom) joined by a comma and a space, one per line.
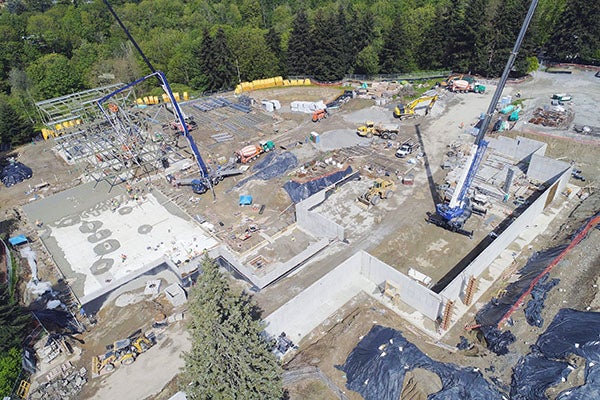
441, 168, 571, 302
359, 252, 443, 321
296, 189, 345, 241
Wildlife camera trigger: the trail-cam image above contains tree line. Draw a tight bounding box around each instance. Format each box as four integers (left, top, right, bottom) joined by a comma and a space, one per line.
0, 0, 598, 145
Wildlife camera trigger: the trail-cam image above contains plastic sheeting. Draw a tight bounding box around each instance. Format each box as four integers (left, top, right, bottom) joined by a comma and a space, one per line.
337, 325, 504, 400
284, 166, 353, 203
511, 309, 600, 399
524, 274, 560, 327
475, 245, 566, 354
233, 151, 298, 189
1, 161, 32, 187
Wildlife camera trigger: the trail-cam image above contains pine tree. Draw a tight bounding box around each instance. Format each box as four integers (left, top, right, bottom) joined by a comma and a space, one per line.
417, 6, 447, 70
181, 257, 283, 400
463, 0, 492, 75
310, 11, 346, 81
545, 0, 600, 65
380, 13, 415, 73
0, 283, 31, 353
286, 10, 311, 76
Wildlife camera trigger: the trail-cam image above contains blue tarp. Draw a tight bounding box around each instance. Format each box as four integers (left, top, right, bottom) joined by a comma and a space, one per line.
283, 166, 354, 203
8, 234, 28, 246
337, 325, 504, 400
1, 161, 32, 187
239, 195, 252, 205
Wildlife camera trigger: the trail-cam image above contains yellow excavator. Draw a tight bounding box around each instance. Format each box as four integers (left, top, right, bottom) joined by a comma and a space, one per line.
393, 94, 439, 119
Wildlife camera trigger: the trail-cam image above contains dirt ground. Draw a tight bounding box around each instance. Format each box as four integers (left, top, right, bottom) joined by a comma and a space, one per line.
4, 69, 600, 400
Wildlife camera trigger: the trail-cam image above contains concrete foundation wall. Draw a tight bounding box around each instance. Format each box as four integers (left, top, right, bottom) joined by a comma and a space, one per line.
527, 154, 571, 187
359, 252, 443, 321
441, 168, 571, 302
296, 189, 345, 241
265, 252, 369, 341
488, 136, 546, 163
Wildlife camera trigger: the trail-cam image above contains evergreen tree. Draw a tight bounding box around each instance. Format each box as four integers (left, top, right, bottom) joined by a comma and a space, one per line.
0, 282, 31, 353
417, 5, 446, 70
463, 0, 492, 74
0, 96, 33, 145
181, 257, 283, 400
380, 13, 415, 73
191, 29, 236, 92
310, 11, 346, 81
286, 10, 311, 76
545, 0, 600, 65
265, 27, 284, 75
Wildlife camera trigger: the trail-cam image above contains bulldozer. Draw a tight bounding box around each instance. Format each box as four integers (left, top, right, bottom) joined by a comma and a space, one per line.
358, 178, 395, 206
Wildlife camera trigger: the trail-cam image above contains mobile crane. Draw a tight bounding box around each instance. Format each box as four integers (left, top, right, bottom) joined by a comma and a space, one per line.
428, 0, 539, 237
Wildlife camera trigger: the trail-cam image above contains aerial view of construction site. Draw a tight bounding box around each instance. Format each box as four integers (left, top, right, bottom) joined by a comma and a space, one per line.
1, 1, 599, 400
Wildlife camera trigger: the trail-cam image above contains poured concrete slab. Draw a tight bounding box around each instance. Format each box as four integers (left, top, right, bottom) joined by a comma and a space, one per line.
23, 181, 217, 304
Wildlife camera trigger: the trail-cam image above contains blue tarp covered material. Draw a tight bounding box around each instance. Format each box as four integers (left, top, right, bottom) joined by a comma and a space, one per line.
336, 325, 505, 400
233, 151, 298, 189
284, 166, 353, 203
511, 309, 600, 399
8, 234, 28, 246
1, 161, 32, 187
239, 195, 252, 205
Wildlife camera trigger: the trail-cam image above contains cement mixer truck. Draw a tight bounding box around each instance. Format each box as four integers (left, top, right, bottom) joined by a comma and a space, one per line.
235, 141, 275, 163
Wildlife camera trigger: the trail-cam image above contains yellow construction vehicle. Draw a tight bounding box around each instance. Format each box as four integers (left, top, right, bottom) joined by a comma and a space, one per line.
91, 347, 135, 377
356, 122, 400, 140
131, 335, 154, 354
358, 178, 395, 206
393, 95, 438, 119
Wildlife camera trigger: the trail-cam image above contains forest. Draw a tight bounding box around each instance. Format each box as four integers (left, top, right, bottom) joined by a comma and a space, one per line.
0, 0, 598, 145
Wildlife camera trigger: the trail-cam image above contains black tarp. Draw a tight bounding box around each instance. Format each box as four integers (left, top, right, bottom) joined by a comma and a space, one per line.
511, 309, 600, 399
1, 161, 32, 187
283, 166, 353, 203
337, 325, 505, 400
233, 151, 298, 189
524, 274, 560, 327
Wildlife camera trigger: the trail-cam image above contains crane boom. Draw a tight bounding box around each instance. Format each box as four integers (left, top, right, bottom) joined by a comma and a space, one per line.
432, 0, 539, 235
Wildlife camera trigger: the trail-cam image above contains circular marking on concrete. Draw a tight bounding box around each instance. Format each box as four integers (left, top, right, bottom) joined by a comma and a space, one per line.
93, 239, 121, 255
54, 215, 81, 228
118, 206, 133, 215
87, 229, 112, 243
138, 224, 153, 235
90, 258, 114, 275
79, 220, 103, 233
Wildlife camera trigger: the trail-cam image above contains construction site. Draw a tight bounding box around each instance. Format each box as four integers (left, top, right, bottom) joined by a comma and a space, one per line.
1, 60, 599, 400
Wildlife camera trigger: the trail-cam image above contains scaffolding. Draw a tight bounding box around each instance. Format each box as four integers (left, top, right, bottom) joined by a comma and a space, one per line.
35, 83, 127, 127
50, 82, 190, 189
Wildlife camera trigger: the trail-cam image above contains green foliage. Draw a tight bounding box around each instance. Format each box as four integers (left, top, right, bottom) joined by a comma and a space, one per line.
545, 0, 600, 65
26, 53, 84, 100
0, 347, 21, 398
0, 95, 33, 145
0, 282, 31, 353
286, 10, 311, 76
182, 256, 283, 399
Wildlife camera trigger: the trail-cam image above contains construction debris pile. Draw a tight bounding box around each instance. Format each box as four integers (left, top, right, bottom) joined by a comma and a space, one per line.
528, 107, 571, 127
28, 365, 87, 400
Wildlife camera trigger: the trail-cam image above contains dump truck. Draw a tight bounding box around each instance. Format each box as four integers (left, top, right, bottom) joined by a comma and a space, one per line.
235, 140, 275, 163
358, 178, 395, 206
356, 122, 400, 140
312, 109, 328, 122
395, 140, 420, 158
